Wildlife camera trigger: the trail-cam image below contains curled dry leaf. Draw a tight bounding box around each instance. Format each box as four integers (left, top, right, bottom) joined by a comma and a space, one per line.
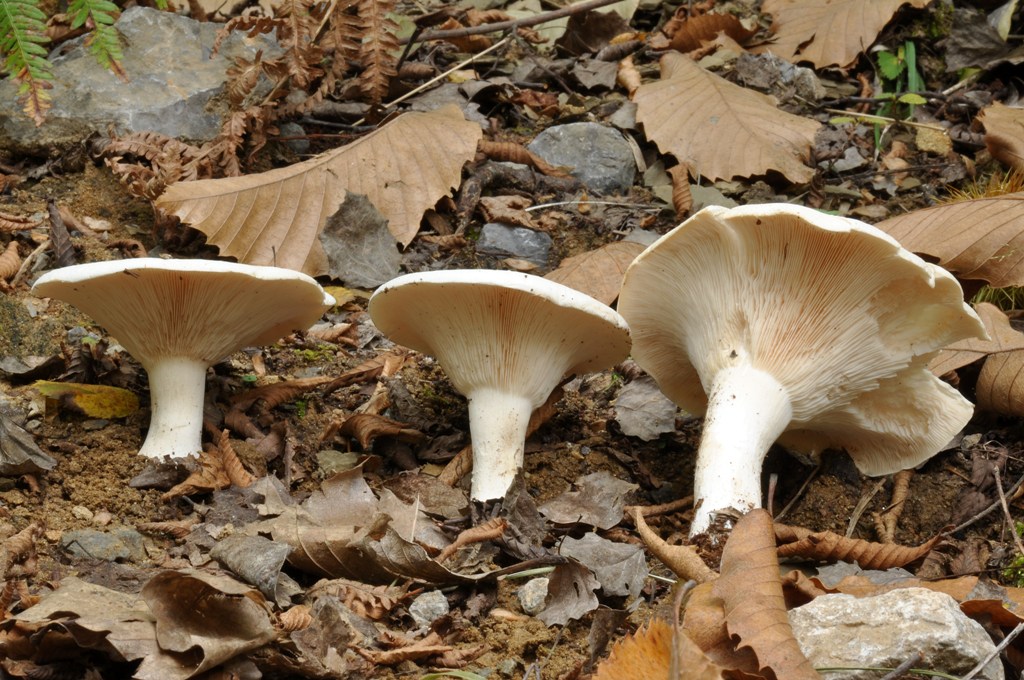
758, 0, 933, 68
877, 193, 1024, 288
278, 604, 313, 632
161, 447, 231, 500
593, 617, 726, 680
667, 164, 693, 216
931, 303, 1024, 376
980, 102, 1024, 171
0, 242, 20, 281
634, 52, 820, 183
215, 430, 256, 488
307, 578, 412, 620
977, 343, 1024, 416
713, 509, 819, 680
632, 509, 716, 584
136, 518, 199, 540
338, 413, 424, 449
0, 212, 39, 233
437, 517, 508, 563
156, 106, 482, 275
667, 12, 756, 53
545, 241, 645, 305
1, 523, 43, 580
478, 140, 569, 177
617, 54, 642, 96
232, 375, 335, 411
774, 523, 941, 568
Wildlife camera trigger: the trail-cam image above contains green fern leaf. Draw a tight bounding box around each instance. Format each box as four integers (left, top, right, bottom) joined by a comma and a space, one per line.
0, 0, 54, 124
68, 0, 126, 80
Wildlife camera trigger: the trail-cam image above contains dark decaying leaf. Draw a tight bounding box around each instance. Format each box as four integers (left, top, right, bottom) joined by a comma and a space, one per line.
774, 523, 941, 569
538, 560, 601, 626
714, 509, 819, 680
47, 199, 75, 268
210, 533, 300, 607
0, 411, 56, 476
539, 470, 638, 529
613, 375, 678, 442
558, 532, 647, 598
319, 192, 402, 288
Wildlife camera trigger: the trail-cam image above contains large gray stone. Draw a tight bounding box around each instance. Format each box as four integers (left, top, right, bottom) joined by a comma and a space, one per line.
61, 528, 147, 563
476, 223, 552, 266
789, 587, 1003, 680
527, 122, 636, 195
0, 7, 277, 154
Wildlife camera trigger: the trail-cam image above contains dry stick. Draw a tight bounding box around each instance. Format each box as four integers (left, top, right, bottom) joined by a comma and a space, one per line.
961, 621, 1024, 680
623, 495, 693, 521
877, 652, 921, 680
407, 0, 625, 44
9, 239, 49, 289
774, 462, 821, 523
948, 469, 1024, 535
876, 468, 913, 543
992, 465, 1024, 559
847, 477, 888, 538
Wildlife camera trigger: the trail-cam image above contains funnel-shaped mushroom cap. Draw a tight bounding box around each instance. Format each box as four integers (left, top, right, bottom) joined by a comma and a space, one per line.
619, 204, 987, 477
369, 270, 631, 405
32, 258, 335, 366
370, 269, 631, 501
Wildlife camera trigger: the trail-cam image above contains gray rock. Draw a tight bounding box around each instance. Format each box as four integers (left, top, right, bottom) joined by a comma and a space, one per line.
517, 577, 549, 616
0, 6, 278, 154
789, 587, 1003, 680
61, 528, 147, 563
527, 122, 637, 195
476, 223, 552, 266
408, 590, 449, 627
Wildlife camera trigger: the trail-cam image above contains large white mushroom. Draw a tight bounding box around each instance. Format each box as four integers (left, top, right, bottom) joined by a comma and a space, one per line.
617, 204, 987, 537
368, 269, 631, 503
32, 258, 335, 460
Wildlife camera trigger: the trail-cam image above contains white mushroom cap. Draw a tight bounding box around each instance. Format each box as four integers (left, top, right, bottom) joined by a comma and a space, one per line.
369, 269, 631, 501
32, 258, 335, 459
618, 204, 987, 534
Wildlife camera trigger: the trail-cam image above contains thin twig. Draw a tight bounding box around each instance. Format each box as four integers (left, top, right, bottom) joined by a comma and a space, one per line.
847, 477, 887, 538
993, 466, 1024, 559
823, 108, 947, 131
775, 462, 821, 522
408, 0, 624, 44
960, 621, 1024, 680
878, 652, 921, 680
947, 470, 1024, 535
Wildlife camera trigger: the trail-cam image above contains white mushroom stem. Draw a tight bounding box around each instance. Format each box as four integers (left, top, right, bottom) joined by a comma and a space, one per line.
690, 364, 793, 536
467, 387, 535, 502
138, 356, 209, 460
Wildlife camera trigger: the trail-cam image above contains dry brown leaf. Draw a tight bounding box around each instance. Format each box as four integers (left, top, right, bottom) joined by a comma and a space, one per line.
232, 375, 335, 411
323, 350, 411, 395
634, 52, 820, 183
668, 12, 756, 53
593, 617, 726, 680
478, 140, 569, 177
977, 344, 1024, 416
632, 509, 716, 584
774, 523, 941, 568
216, 430, 256, 488
477, 195, 538, 229
758, 0, 933, 68
0, 213, 39, 233
714, 510, 819, 679
307, 578, 411, 620
980, 103, 1024, 171
617, 54, 642, 96
136, 518, 199, 539
667, 164, 693, 216
277, 604, 313, 632
682, 581, 761, 672
161, 447, 231, 500
545, 241, 645, 305
877, 193, 1024, 287
0, 242, 20, 281
931, 303, 1024, 376
338, 413, 424, 449
156, 106, 482, 275
437, 517, 508, 563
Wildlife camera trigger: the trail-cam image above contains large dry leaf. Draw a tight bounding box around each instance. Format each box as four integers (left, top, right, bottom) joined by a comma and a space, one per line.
877, 193, 1024, 287
931, 302, 1024, 375
593, 618, 726, 680
545, 240, 644, 305
538, 470, 638, 529
156, 106, 482, 275
682, 581, 761, 672
634, 52, 820, 183
713, 510, 819, 679
774, 523, 941, 569
759, 0, 933, 68
980, 103, 1024, 171
977, 343, 1024, 416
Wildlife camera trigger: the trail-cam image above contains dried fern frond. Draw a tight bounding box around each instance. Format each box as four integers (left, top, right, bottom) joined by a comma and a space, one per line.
357, 0, 399, 103
0, 0, 54, 125
68, 0, 125, 79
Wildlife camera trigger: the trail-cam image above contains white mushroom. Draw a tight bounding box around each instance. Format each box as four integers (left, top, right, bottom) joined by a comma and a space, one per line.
32, 258, 335, 460
368, 269, 631, 502
617, 204, 987, 536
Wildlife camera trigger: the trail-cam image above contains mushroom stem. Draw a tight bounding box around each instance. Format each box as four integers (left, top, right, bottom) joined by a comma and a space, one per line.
690, 363, 793, 537
466, 387, 535, 502
138, 356, 210, 460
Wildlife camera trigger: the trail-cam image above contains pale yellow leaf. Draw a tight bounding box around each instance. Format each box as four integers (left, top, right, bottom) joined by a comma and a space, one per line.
545, 241, 645, 305
633, 53, 820, 183
758, 0, 933, 68
155, 106, 482, 276
931, 303, 1024, 376
877, 194, 1024, 287
980, 103, 1024, 171
33, 381, 140, 419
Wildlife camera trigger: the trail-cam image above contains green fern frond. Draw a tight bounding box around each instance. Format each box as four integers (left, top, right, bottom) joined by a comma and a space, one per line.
0, 0, 54, 124
68, 0, 126, 80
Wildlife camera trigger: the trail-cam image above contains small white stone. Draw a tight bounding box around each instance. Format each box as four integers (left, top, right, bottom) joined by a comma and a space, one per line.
409, 590, 449, 628
517, 577, 550, 616
71, 505, 94, 521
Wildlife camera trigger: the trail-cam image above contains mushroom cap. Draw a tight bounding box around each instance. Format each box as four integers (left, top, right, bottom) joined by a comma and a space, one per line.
32, 258, 335, 366
618, 203, 987, 475
368, 269, 631, 405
